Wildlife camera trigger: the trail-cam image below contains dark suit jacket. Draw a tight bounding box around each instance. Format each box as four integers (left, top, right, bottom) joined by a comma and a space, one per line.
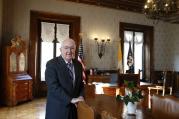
45, 56, 84, 119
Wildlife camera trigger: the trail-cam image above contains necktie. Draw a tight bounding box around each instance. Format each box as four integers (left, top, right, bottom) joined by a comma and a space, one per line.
67, 62, 73, 80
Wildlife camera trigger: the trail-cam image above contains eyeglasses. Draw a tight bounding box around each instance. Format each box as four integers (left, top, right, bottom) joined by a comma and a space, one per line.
62, 46, 75, 50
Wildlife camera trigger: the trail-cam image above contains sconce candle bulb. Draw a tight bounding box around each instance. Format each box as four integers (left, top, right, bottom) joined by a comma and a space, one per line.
94, 38, 110, 58
101, 39, 105, 42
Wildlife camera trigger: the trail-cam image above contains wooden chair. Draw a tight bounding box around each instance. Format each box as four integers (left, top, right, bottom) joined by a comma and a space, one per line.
102, 87, 116, 96
77, 101, 95, 119
84, 84, 95, 98
148, 71, 175, 108
118, 72, 140, 87
101, 110, 117, 119
151, 94, 179, 119
149, 71, 174, 95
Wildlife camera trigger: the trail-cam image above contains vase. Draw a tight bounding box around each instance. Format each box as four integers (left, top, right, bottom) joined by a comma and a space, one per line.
127, 102, 137, 115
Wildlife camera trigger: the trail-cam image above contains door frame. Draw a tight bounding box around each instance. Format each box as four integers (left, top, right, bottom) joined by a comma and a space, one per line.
120, 22, 154, 82
29, 10, 80, 97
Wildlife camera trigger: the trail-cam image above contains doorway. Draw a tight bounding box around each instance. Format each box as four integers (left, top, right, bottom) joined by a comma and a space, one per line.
120, 22, 154, 82
29, 11, 80, 97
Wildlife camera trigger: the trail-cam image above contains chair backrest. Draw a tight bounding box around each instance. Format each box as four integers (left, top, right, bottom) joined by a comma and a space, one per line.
110, 73, 118, 84
151, 94, 179, 119
118, 73, 140, 87
84, 84, 95, 98
102, 87, 116, 96
162, 71, 167, 87
159, 71, 175, 89
77, 101, 95, 119
101, 110, 117, 119
151, 71, 176, 86
165, 71, 175, 87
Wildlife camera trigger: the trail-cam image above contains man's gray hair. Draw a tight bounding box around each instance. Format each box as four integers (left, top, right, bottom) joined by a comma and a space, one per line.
61, 38, 76, 48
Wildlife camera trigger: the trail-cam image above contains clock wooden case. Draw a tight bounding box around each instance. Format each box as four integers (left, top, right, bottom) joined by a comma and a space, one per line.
2, 35, 33, 106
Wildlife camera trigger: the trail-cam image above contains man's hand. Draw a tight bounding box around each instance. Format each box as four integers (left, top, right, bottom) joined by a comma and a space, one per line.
71, 96, 84, 104
78, 96, 84, 101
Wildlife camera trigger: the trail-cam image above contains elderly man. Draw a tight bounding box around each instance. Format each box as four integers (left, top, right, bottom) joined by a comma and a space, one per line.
45, 38, 84, 119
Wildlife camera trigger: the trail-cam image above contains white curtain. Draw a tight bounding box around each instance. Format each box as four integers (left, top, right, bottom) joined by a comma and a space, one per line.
124, 31, 133, 42
134, 32, 143, 44
134, 32, 143, 74
124, 31, 133, 72
41, 22, 55, 42
57, 24, 69, 43
123, 31, 144, 74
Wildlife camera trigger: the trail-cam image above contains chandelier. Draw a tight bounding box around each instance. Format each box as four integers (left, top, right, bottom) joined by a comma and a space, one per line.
144, 0, 178, 22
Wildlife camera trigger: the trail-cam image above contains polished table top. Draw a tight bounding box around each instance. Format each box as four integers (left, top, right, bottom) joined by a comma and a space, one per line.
88, 75, 111, 83
85, 94, 152, 119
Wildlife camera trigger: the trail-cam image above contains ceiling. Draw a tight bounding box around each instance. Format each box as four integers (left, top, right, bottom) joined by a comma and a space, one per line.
64, 0, 179, 24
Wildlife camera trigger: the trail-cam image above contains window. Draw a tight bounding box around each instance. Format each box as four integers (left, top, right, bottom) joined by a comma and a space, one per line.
40, 22, 69, 81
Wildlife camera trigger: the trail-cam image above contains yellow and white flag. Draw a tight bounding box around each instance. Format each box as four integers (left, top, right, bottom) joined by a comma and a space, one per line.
117, 38, 123, 73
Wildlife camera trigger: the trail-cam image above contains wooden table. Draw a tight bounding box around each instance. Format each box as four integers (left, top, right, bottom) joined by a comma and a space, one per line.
88, 75, 111, 83
85, 94, 152, 119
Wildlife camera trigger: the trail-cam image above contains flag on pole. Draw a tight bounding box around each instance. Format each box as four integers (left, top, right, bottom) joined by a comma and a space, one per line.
117, 39, 123, 73
78, 38, 86, 84
127, 41, 134, 73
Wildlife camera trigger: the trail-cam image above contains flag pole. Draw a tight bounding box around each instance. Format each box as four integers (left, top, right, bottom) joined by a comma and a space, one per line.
78, 32, 86, 84
117, 37, 123, 74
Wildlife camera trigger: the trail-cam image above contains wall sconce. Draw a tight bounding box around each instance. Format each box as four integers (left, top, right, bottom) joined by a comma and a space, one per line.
94, 38, 110, 58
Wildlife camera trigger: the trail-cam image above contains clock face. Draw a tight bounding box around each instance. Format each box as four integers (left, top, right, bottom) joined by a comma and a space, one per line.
19, 53, 25, 72
9, 51, 26, 72
10, 52, 17, 72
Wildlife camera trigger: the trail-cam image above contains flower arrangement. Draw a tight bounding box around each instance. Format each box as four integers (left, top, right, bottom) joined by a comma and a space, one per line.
116, 80, 143, 105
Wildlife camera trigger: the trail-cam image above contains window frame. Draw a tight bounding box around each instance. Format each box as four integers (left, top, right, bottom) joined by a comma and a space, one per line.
120, 22, 154, 82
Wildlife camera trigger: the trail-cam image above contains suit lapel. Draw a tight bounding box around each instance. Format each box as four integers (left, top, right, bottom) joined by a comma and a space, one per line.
57, 56, 73, 87
72, 60, 80, 89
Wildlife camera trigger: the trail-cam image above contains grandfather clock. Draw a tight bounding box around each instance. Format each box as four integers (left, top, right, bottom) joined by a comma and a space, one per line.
2, 35, 32, 106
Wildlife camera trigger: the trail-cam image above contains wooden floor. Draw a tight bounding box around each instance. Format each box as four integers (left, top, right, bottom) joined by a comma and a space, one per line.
0, 98, 46, 119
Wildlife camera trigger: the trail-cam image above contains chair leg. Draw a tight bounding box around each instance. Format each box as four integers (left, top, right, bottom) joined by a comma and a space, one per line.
162, 88, 165, 96
156, 89, 159, 94
169, 87, 172, 95
148, 88, 151, 109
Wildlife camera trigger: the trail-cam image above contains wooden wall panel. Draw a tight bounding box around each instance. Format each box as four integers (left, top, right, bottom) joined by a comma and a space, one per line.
64, 0, 144, 13
79, 0, 97, 5
63, 0, 179, 24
